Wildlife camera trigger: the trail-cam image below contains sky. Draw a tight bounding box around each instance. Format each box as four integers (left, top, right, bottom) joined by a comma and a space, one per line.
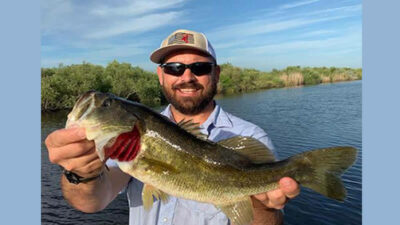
41, 0, 362, 72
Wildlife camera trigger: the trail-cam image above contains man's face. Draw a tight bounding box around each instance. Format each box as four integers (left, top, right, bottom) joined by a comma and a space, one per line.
157, 50, 220, 115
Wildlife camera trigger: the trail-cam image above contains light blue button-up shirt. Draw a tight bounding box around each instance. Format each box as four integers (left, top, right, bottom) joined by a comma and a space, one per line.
117, 104, 276, 225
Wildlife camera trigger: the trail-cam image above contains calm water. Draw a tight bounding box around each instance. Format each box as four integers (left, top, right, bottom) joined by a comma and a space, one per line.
41, 80, 361, 225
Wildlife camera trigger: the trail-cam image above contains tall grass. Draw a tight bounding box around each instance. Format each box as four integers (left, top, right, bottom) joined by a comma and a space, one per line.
280, 72, 304, 87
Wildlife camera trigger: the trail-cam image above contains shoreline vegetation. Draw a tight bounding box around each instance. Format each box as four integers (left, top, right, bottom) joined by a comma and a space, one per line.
41, 60, 362, 111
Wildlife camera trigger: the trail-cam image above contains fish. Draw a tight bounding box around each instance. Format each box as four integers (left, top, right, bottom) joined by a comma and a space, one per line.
66, 90, 357, 225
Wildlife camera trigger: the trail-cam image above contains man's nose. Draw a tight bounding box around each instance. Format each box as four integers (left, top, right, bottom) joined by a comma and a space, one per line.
179, 68, 197, 82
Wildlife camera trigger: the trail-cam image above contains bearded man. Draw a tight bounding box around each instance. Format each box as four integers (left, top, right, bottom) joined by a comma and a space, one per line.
45, 29, 299, 225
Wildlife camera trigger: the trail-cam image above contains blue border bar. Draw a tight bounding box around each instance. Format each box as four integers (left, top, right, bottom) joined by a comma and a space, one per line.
363, 0, 400, 224
0, 1, 40, 224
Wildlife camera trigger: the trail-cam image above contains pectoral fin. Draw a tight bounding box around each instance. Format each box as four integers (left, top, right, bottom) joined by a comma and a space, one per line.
217, 197, 254, 225
142, 184, 169, 210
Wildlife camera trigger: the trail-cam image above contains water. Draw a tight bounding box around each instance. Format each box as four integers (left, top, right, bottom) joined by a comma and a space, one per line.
41, 112, 130, 225
42, 80, 361, 225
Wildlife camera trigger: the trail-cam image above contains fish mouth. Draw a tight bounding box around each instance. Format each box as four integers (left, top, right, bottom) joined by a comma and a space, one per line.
66, 90, 140, 162
66, 91, 114, 128
66, 90, 97, 128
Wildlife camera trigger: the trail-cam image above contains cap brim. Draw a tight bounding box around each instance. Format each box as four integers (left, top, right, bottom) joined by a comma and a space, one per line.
150, 45, 212, 64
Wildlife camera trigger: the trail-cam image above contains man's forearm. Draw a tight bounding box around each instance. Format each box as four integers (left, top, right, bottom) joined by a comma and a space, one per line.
251, 208, 283, 225
61, 174, 111, 212
250, 197, 284, 225
61, 167, 130, 213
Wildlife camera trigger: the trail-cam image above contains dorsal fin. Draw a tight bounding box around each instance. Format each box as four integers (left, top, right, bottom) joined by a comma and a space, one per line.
177, 119, 208, 140
218, 136, 276, 163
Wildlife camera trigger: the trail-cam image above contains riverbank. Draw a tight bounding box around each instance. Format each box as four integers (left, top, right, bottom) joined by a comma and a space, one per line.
41, 61, 362, 111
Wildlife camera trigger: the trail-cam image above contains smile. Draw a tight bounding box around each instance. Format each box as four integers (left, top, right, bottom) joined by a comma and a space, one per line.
179, 88, 199, 93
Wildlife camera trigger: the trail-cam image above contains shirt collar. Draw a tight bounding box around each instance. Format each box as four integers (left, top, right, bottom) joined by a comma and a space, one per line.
160, 103, 233, 129
202, 103, 233, 129
160, 104, 174, 121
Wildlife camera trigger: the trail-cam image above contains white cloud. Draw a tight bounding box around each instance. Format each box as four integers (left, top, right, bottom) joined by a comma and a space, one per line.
41, 0, 189, 39
41, 0, 75, 35
235, 31, 361, 55
297, 29, 336, 37
280, 0, 320, 9
209, 15, 352, 42
300, 4, 362, 17
91, 0, 186, 16
213, 39, 248, 49
256, 2, 360, 21
85, 11, 184, 39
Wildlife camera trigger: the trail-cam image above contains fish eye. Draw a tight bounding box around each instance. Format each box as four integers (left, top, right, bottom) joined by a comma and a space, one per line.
102, 98, 112, 107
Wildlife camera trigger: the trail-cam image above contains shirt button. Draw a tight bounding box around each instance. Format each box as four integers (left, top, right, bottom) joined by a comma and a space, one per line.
162, 217, 168, 222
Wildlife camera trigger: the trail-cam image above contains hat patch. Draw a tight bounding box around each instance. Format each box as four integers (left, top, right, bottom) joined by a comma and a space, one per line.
168, 33, 194, 45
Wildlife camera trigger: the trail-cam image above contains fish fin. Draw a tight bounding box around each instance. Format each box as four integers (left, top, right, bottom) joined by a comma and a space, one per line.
142, 184, 169, 210
177, 119, 208, 140
218, 136, 276, 163
217, 197, 254, 225
142, 184, 154, 210
290, 146, 357, 201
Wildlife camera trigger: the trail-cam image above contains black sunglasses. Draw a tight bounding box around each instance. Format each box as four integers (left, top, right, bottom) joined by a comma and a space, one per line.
160, 62, 215, 76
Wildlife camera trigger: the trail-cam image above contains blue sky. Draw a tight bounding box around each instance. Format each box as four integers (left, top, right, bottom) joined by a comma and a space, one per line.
41, 0, 362, 72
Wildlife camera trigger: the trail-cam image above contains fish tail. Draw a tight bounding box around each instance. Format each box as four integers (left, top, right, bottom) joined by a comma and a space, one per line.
289, 146, 357, 201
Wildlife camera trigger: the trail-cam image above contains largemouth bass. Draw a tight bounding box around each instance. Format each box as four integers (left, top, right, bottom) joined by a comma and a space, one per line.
66, 90, 357, 225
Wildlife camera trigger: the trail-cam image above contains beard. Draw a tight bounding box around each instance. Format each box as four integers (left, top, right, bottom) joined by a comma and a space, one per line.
162, 77, 217, 115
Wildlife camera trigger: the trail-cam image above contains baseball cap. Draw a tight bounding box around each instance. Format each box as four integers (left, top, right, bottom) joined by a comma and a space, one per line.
150, 29, 217, 64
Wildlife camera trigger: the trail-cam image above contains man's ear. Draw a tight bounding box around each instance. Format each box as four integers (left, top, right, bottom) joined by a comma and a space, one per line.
157, 66, 164, 86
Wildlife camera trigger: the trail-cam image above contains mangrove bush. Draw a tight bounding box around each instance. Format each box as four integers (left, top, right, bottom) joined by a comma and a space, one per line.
41, 61, 361, 111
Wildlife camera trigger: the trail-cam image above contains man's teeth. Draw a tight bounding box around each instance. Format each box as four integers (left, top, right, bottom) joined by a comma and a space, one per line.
180, 88, 197, 93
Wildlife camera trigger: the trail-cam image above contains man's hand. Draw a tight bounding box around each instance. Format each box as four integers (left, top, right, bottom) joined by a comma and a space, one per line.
252, 177, 300, 209
249, 177, 300, 225
45, 127, 124, 213
45, 127, 104, 179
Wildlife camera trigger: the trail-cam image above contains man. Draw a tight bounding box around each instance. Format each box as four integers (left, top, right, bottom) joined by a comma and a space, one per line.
45, 29, 300, 225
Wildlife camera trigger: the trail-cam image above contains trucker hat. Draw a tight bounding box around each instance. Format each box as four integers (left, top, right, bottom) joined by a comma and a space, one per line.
150, 29, 217, 64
